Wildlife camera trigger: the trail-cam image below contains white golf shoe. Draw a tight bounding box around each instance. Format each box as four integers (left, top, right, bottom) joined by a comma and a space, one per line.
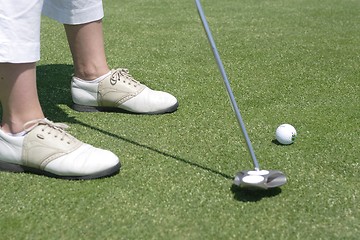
0, 119, 120, 179
71, 68, 178, 114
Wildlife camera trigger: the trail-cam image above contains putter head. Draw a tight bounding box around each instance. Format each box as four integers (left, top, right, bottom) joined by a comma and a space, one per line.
234, 170, 287, 190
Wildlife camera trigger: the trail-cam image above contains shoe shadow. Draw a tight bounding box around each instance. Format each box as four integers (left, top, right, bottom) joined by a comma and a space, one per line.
36, 64, 75, 118
35, 64, 233, 181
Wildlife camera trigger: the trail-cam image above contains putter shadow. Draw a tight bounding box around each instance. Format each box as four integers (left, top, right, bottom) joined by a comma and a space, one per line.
76, 119, 234, 180
230, 184, 282, 202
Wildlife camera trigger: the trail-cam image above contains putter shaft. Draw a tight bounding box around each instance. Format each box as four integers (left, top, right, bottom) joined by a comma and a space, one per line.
195, 0, 260, 170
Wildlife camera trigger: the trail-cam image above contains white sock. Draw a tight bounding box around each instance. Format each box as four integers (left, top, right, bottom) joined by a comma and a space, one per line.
73, 71, 111, 83
7, 131, 26, 137
0, 126, 26, 137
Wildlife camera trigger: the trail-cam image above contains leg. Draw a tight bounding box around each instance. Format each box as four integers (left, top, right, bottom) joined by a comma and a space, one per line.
0, 63, 44, 133
0, 0, 120, 179
44, 0, 178, 114
64, 20, 110, 80
0, 0, 44, 133
0, 66, 119, 180
66, 19, 178, 114
0, 63, 120, 178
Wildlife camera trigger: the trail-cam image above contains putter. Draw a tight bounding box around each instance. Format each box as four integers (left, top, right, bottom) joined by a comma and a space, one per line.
195, 0, 287, 190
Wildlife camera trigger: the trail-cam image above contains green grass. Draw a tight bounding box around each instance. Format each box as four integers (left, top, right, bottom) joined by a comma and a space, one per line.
1, 0, 359, 239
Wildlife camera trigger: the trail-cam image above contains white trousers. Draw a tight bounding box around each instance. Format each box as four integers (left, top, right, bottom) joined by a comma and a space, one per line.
0, 0, 104, 63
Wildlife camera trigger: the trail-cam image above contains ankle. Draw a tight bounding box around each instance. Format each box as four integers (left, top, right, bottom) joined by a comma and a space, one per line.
74, 71, 111, 83
1, 116, 45, 134
74, 66, 110, 81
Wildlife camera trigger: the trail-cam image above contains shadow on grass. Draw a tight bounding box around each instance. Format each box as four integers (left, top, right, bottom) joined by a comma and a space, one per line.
75, 119, 234, 180
272, 139, 282, 145
230, 185, 282, 202
35, 64, 233, 181
272, 139, 296, 146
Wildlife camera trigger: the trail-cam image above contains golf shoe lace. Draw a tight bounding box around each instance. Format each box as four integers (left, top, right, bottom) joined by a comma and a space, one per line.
24, 118, 75, 144
111, 68, 141, 87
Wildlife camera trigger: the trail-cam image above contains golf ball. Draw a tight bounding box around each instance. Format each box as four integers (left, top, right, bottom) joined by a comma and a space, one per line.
275, 124, 297, 145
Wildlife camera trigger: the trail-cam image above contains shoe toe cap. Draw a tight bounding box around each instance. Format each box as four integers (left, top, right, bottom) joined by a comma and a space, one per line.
121, 87, 178, 114
44, 144, 120, 177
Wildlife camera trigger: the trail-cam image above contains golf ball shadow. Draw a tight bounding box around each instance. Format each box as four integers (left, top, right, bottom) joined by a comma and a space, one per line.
272, 139, 291, 145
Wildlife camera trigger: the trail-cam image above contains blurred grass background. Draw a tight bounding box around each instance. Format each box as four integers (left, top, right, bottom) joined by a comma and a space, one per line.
0, 0, 359, 239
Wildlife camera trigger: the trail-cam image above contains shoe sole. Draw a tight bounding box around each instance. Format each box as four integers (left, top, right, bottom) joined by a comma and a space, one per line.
71, 102, 179, 115
0, 161, 121, 180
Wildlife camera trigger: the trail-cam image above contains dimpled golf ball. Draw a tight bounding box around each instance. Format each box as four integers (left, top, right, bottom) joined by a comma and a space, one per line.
276, 124, 297, 145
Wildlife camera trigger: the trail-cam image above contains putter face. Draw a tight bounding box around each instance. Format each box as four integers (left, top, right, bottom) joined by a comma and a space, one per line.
234, 170, 287, 190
